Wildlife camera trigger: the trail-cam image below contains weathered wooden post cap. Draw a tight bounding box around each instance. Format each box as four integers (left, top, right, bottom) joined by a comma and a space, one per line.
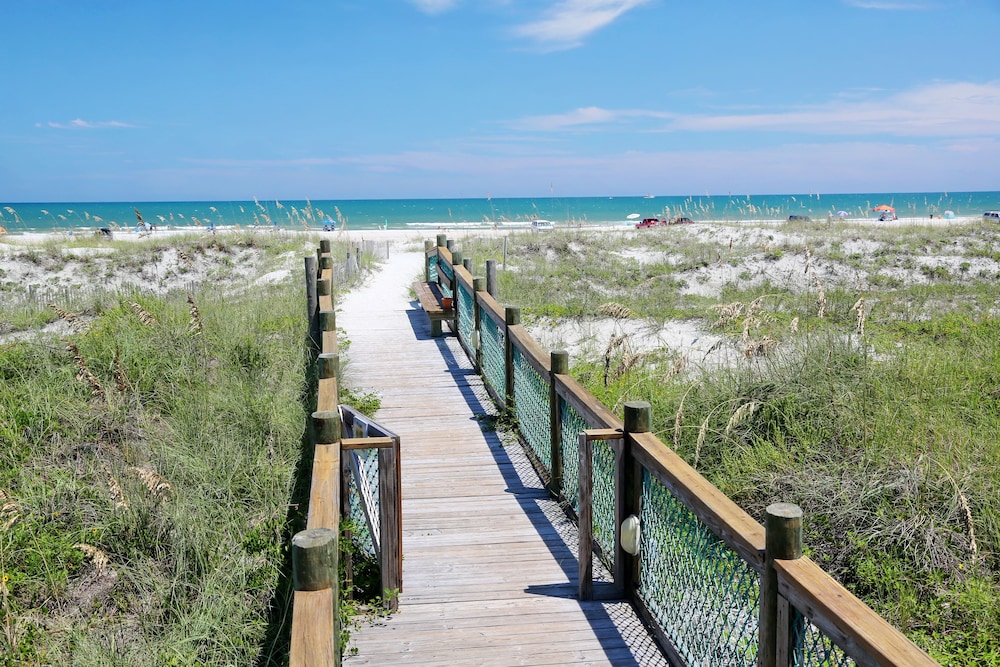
319, 239, 331, 253
317, 277, 332, 296
451, 247, 463, 265
424, 240, 434, 252
312, 410, 341, 444
436, 233, 447, 247
319, 309, 336, 331
319, 255, 334, 270
551, 350, 570, 374
505, 306, 520, 325
473, 276, 485, 291
624, 401, 652, 433
318, 353, 339, 379
765, 503, 804, 560
292, 528, 337, 591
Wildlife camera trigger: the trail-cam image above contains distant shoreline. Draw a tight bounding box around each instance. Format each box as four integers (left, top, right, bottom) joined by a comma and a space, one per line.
0, 214, 984, 245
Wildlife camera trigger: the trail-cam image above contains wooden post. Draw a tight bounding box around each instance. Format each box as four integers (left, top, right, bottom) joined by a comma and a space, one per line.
548, 350, 569, 498
379, 443, 402, 610
436, 233, 447, 248
463, 258, 473, 274
305, 256, 318, 354
318, 353, 339, 380
317, 276, 332, 298
320, 255, 333, 271
578, 431, 594, 601
504, 307, 520, 413
292, 527, 337, 591
502, 236, 508, 269
319, 310, 336, 333
759, 503, 804, 667
486, 260, 498, 298
619, 401, 650, 596
446, 239, 455, 252
472, 277, 485, 372
313, 409, 341, 445
451, 247, 463, 267
319, 239, 331, 254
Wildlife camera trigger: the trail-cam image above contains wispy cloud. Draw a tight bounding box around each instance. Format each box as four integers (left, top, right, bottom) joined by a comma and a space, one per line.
513, 0, 652, 51
406, 0, 461, 15
39, 118, 135, 129
511, 81, 1000, 137
843, 0, 939, 9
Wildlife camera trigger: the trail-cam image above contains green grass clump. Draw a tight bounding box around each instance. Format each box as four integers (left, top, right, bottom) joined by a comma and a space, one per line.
462, 224, 1000, 666
1, 233, 383, 665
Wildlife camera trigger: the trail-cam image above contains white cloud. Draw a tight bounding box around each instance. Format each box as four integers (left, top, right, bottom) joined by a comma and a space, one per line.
510, 81, 1000, 137
513, 0, 652, 51
406, 0, 461, 15
843, 1, 939, 9
41, 118, 135, 129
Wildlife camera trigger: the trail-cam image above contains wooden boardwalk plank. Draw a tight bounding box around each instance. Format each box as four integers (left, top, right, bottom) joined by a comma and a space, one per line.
339, 249, 666, 667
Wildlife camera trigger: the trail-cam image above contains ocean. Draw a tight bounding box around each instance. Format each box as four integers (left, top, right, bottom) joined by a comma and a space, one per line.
2, 192, 999, 235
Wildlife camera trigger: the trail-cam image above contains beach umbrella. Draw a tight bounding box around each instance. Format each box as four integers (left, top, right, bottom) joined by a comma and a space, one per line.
944, 210, 955, 219
626, 213, 640, 220
872, 205, 895, 212
837, 211, 848, 217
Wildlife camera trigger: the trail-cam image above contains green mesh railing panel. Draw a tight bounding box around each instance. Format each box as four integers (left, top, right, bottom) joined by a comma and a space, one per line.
480, 313, 505, 399
427, 255, 438, 283
346, 447, 380, 558
591, 437, 617, 565
439, 259, 453, 297
560, 400, 588, 513
512, 346, 551, 469
638, 470, 761, 666
458, 282, 474, 350
793, 618, 855, 667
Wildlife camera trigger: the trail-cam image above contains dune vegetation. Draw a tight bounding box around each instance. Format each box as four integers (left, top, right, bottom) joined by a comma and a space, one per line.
0, 233, 379, 666
458, 220, 1000, 667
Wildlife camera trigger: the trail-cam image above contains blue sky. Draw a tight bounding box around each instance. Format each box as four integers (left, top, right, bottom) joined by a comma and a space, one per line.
2, 0, 999, 202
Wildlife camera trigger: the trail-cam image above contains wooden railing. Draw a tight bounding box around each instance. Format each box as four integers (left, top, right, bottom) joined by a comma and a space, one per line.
426, 234, 939, 667
289, 240, 402, 667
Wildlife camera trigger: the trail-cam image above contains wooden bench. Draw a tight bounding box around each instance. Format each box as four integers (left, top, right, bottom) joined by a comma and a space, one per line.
412, 281, 454, 337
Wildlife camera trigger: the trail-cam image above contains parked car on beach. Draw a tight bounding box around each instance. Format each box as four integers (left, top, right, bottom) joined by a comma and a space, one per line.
635, 217, 662, 228
530, 219, 554, 231
788, 215, 811, 222
671, 217, 693, 224
984, 211, 1000, 221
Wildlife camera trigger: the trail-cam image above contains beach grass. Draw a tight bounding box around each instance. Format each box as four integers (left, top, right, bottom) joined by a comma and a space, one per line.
0, 233, 381, 665
459, 222, 1000, 666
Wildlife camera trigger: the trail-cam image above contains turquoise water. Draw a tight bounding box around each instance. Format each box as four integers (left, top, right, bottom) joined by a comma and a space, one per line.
2, 192, 998, 234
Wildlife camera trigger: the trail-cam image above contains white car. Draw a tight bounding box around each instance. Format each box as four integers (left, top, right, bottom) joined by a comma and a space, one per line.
983, 211, 1000, 221
530, 219, 554, 231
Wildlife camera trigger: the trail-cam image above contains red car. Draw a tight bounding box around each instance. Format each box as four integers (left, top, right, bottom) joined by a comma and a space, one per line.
635, 217, 662, 228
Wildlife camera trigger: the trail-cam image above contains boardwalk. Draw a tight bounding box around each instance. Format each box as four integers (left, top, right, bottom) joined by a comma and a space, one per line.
338, 247, 668, 666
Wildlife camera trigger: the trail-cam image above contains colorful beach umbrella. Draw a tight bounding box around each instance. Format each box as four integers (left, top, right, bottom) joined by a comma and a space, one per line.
837, 211, 848, 217
872, 205, 895, 212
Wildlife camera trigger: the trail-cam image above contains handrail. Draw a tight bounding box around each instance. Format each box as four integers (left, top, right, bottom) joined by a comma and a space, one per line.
432, 234, 939, 667
290, 241, 404, 666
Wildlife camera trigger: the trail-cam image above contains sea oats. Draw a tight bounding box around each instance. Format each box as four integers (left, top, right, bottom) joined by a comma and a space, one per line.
74, 543, 111, 575
726, 401, 760, 435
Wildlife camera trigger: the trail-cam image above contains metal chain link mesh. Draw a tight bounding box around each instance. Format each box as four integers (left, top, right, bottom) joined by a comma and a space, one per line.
439, 260, 453, 297
560, 400, 588, 514
512, 346, 551, 468
346, 447, 381, 558
591, 438, 617, 565
480, 314, 505, 399
794, 618, 855, 667
639, 469, 761, 666
427, 255, 438, 283
458, 282, 474, 348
